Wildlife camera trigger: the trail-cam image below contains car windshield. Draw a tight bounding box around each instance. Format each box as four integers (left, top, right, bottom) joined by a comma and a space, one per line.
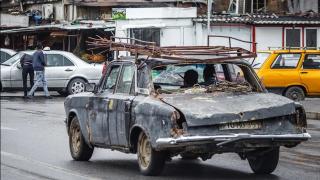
251, 52, 270, 69
1, 52, 33, 66
152, 63, 257, 94
1, 52, 24, 66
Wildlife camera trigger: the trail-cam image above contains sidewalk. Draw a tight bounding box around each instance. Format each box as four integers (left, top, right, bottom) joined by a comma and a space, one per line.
300, 98, 320, 120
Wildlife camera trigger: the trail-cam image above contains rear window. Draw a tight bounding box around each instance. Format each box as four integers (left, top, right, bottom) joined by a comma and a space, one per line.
252, 52, 270, 69
152, 63, 256, 94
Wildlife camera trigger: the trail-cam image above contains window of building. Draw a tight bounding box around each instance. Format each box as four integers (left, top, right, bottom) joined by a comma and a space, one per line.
130, 28, 160, 46
306, 29, 317, 48
286, 29, 301, 48
271, 54, 301, 69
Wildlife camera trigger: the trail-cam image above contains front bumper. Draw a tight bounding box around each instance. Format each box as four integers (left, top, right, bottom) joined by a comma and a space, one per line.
155, 133, 311, 150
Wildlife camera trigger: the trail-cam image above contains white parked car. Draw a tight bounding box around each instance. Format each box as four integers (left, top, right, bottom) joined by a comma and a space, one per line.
0, 50, 103, 95
0, 48, 17, 63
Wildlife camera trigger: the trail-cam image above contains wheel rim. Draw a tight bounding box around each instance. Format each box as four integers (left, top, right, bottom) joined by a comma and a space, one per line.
71, 81, 85, 94
138, 133, 152, 170
71, 122, 81, 154
288, 90, 302, 101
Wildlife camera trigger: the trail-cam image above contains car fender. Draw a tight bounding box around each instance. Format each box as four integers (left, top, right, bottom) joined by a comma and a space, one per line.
132, 98, 176, 148
64, 75, 89, 88
284, 83, 308, 94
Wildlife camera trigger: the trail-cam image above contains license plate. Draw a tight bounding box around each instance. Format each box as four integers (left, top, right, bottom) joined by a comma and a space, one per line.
219, 121, 262, 130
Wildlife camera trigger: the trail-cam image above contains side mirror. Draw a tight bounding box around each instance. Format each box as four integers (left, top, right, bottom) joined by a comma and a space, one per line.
17, 63, 22, 69
85, 83, 97, 92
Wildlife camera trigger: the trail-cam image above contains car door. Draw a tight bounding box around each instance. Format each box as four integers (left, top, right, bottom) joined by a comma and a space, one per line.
87, 64, 121, 146
45, 53, 76, 88
300, 53, 320, 94
10, 54, 25, 88
107, 63, 136, 147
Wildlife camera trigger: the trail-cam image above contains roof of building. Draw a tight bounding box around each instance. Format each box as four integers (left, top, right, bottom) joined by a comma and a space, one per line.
195, 13, 320, 25
0, 21, 115, 34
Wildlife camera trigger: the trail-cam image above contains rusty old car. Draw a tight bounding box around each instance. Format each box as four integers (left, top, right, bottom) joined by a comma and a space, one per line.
64, 37, 310, 176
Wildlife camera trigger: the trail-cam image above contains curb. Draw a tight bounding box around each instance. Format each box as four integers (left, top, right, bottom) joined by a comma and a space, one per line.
306, 112, 320, 120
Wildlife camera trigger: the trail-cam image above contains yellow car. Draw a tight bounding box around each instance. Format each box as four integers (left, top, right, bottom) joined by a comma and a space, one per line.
253, 49, 320, 101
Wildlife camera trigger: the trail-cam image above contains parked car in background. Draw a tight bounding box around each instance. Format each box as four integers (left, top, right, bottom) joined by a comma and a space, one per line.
253, 49, 320, 101
0, 50, 103, 95
0, 48, 17, 63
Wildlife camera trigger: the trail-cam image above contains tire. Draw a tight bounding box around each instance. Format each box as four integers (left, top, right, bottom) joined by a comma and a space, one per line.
67, 78, 86, 95
69, 116, 94, 161
284, 86, 305, 101
248, 147, 279, 174
137, 132, 166, 176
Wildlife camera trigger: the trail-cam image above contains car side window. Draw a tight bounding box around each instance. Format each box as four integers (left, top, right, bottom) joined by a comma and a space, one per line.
63, 57, 74, 66
116, 64, 135, 94
303, 54, 320, 69
103, 65, 121, 91
271, 54, 301, 69
46, 54, 64, 67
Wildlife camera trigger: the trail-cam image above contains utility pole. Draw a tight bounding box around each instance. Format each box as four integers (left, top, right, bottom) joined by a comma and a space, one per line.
207, 0, 212, 35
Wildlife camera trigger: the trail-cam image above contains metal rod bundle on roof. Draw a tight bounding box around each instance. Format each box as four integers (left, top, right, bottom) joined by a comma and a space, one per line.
86, 35, 256, 62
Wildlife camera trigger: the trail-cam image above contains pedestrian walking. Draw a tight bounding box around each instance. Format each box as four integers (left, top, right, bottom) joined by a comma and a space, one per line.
20, 53, 34, 98
27, 43, 52, 99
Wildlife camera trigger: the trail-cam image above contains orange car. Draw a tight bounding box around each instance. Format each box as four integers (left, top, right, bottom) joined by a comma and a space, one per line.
253, 49, 320, 101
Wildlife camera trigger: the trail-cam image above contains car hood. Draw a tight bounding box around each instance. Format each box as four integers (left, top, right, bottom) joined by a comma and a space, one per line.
160, 92, 296, 127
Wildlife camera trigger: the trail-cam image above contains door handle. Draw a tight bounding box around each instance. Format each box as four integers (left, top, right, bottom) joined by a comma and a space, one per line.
300, 72, 308, 74
65, 68, 73, 72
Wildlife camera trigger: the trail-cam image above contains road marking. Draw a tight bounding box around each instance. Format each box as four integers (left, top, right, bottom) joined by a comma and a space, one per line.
1, 127, 17, 131
1, 151, 102, 180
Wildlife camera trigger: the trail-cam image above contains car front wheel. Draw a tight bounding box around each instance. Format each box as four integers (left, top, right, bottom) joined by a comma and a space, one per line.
137, 132, 166, 176
69, 116, 93, 161
248, 147, 279, 174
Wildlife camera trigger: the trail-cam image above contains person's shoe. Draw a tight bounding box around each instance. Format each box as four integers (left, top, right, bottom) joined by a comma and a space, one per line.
45, 96, 53, 99
26, 95, 33, 99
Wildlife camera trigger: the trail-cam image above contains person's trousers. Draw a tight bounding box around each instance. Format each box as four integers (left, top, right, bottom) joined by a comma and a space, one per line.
22, 67, 34, 96
28, 71, 50, 96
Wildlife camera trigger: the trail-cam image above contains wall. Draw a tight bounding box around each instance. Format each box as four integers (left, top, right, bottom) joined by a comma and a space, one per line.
115, 18, 195, 56
255, 26, 282, 50
126, 7, 197, 19
25, 1, 64, 21
0, 14, 29, 27
208, 24, 253, 51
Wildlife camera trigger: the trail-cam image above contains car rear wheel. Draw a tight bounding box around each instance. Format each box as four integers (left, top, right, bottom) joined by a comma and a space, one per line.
69, 116, 93, 161
137, 132, 166, 176
68, 78, 86, 95
284, 86, 305, 101
248, 147, 279, 174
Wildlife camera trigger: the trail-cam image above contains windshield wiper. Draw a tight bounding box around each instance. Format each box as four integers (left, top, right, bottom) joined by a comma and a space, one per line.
1, 63, 10, 66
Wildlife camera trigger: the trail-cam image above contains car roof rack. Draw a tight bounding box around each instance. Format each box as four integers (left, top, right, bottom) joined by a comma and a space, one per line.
267, 47, 320, 51
87, 35, 256, 63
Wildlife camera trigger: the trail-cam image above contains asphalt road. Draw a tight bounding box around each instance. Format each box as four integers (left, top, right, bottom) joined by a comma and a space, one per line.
1, 97, 320, 180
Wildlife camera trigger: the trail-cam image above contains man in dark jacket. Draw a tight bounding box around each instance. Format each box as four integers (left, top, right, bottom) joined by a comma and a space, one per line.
27, 43, 52, 98
20, 53, 34, 97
